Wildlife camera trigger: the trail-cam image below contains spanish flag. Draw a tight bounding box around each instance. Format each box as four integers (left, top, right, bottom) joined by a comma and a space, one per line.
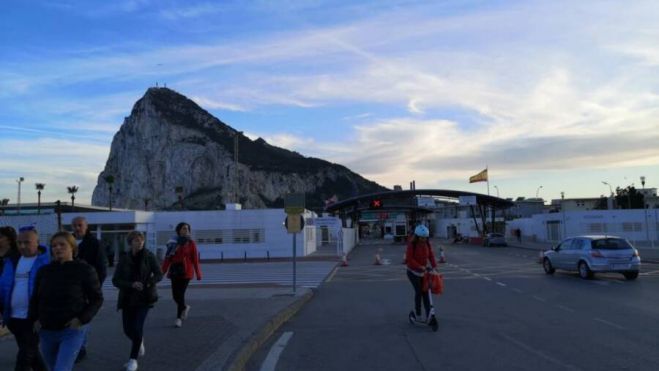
469, 168, 488, 183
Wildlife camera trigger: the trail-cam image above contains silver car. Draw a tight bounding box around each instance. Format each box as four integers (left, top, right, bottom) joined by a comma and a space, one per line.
483, 233, 507, 247
542, 235, 641, 280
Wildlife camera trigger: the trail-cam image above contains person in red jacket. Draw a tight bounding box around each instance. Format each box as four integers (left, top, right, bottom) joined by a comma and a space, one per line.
406, 225, 437, 321
161, 223, 202, 328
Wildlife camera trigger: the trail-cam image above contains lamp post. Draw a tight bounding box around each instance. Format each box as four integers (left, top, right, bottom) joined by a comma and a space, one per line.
561, 191, 566, 238
16, 177, 24, 215
493, 185, 500, 198
641, 176, 651, 247
535, 185, 543, 198
35, 183, 45, 215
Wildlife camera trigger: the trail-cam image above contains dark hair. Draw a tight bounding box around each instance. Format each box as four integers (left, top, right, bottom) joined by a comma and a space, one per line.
0, 226, 18, 255
175, 222, 191, 236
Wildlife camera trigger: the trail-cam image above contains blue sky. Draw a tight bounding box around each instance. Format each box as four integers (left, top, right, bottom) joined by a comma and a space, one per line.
2, 0, 658, 205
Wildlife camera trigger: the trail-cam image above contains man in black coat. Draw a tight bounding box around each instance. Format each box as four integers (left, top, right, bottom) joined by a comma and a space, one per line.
71, 216, 108, 363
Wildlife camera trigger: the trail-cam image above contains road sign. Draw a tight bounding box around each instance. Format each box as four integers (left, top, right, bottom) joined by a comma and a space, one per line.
285, 193, 305, 214
285, 214, 305, 233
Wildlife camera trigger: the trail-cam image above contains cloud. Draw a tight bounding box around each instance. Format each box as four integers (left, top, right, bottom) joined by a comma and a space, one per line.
159, 2, 225, 20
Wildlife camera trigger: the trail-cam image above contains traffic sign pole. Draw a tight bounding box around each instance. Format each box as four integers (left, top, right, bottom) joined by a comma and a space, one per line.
292, 232, 296, 294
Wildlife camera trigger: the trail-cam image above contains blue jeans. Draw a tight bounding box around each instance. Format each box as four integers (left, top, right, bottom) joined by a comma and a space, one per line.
39, 326, 87, 371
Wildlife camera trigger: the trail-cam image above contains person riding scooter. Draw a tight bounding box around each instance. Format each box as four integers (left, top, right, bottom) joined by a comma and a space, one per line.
406, 225, 438, 322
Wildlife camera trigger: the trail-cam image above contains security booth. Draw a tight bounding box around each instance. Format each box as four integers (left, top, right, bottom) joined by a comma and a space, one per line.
325, 189, 514, 242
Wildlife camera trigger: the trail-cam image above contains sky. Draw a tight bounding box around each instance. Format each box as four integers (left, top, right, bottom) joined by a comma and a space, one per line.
2, 0, 659, 206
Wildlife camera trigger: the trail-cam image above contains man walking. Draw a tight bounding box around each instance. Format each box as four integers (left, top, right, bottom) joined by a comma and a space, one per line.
0, 226, 49, 371
71, 216, 108, 362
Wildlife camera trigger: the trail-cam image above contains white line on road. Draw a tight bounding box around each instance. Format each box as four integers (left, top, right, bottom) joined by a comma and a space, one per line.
512, 288, 523, 294
593, 318, 625, 330
260, 331, 294, 371
532, 296, 547, 302
556, 305, 575, 313
501, 334, 582, 370
496, 282, 507, 287
483, 277, 492, 281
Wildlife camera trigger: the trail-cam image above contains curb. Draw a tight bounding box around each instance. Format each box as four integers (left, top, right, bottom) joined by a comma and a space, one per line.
225, 290, 315, 371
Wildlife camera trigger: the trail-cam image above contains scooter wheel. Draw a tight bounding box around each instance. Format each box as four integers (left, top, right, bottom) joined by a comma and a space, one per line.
408, 311, 416, 324
429, 316, 438, 332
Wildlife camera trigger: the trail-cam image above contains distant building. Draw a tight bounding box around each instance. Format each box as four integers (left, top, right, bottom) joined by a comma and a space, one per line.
509, 198, 545, 218
550, 197, 603, 212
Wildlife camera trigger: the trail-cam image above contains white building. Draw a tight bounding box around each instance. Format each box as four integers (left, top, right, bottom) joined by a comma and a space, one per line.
0, 208, 357, 260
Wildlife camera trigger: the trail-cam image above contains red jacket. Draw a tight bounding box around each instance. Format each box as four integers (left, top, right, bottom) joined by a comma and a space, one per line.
162, 240, 202, 280
406, 240, 437, 274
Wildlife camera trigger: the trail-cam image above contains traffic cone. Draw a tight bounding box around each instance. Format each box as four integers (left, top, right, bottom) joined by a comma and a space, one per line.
374, 248, 383, 265
340, 253, 349, 267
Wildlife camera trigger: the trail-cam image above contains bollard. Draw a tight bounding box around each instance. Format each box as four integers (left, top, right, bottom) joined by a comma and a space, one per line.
244, 251, 247, 261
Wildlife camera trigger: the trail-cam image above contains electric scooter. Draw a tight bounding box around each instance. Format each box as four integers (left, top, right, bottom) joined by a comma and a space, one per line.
408, 269, 439, 332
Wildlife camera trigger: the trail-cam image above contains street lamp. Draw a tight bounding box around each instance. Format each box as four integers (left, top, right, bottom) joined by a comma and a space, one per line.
16, 177, 24, 215
535, 185, 543, 198
561, 191, 566, 237
493, 185, 500, 198
602, 181, 613, 196
640, 176, 646, 189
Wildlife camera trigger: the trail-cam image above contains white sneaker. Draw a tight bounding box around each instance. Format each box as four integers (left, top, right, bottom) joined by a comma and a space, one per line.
139, 340, 145, 357
175, 318, 182, 328
182, 305, 191, 320
125, 358, 138, 371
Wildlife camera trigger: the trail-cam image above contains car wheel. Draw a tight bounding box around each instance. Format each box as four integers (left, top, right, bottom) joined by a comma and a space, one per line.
578, 261, 593, 279
623, 272, 639, 280
543, 258, 555, 274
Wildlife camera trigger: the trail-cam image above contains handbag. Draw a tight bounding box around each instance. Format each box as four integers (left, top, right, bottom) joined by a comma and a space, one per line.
143, 283, 158, 304
423, 272, 444, 295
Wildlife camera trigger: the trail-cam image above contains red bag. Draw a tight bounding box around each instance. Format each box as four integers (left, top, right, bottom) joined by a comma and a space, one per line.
422, 272, 444, 295
432, 273, 444, 295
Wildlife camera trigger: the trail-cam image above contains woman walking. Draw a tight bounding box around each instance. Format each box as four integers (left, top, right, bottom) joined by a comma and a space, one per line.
112, 231, 163, 371
29, 231, 103, 371
161, 222, 202, 328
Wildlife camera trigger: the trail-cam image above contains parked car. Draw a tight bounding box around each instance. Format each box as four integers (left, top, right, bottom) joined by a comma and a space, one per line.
483, 233, 507, 247
542, 235, 641, 280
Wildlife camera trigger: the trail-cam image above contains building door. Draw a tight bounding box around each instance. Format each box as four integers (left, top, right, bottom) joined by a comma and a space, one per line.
546, 221, 562, 242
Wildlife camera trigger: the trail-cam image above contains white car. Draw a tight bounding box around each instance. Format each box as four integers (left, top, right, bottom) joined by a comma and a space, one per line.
542, 235, 641, 280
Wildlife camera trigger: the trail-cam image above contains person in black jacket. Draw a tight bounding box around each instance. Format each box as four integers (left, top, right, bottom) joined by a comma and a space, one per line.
29, 231, 103, 371
112, 230, 163, 371
0, 226, 19, 278
71, 216, 107, 362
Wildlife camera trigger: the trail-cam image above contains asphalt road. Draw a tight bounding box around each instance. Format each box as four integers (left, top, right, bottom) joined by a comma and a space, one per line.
247, 242, 659, 371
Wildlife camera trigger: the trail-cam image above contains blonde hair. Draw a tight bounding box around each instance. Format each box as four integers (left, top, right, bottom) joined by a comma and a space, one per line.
50, 231, 78, 256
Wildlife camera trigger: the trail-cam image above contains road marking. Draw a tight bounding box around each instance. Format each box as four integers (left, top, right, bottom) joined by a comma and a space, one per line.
496, 282, 507, 287
473, 273, 481, 277
483, 277, 492, 281
533, 296, 547, 302
593, 318, 625, 330
260, 331, 293, 371
325, 266, 339, 282
556, 305, 575, 313
512, 288, 523, 294
501, 334, 582, 370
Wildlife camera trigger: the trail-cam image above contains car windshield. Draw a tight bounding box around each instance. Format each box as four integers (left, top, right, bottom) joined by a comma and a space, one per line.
591, 238, 633, 250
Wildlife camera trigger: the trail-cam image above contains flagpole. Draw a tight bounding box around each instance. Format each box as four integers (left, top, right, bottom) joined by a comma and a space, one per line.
486, 166, 490, 196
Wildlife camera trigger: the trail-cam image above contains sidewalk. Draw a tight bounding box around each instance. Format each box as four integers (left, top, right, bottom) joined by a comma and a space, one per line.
0, 269, 321, 371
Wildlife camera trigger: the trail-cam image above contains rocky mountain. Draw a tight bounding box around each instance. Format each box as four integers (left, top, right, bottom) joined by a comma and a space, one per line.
91, 87, 388, 211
